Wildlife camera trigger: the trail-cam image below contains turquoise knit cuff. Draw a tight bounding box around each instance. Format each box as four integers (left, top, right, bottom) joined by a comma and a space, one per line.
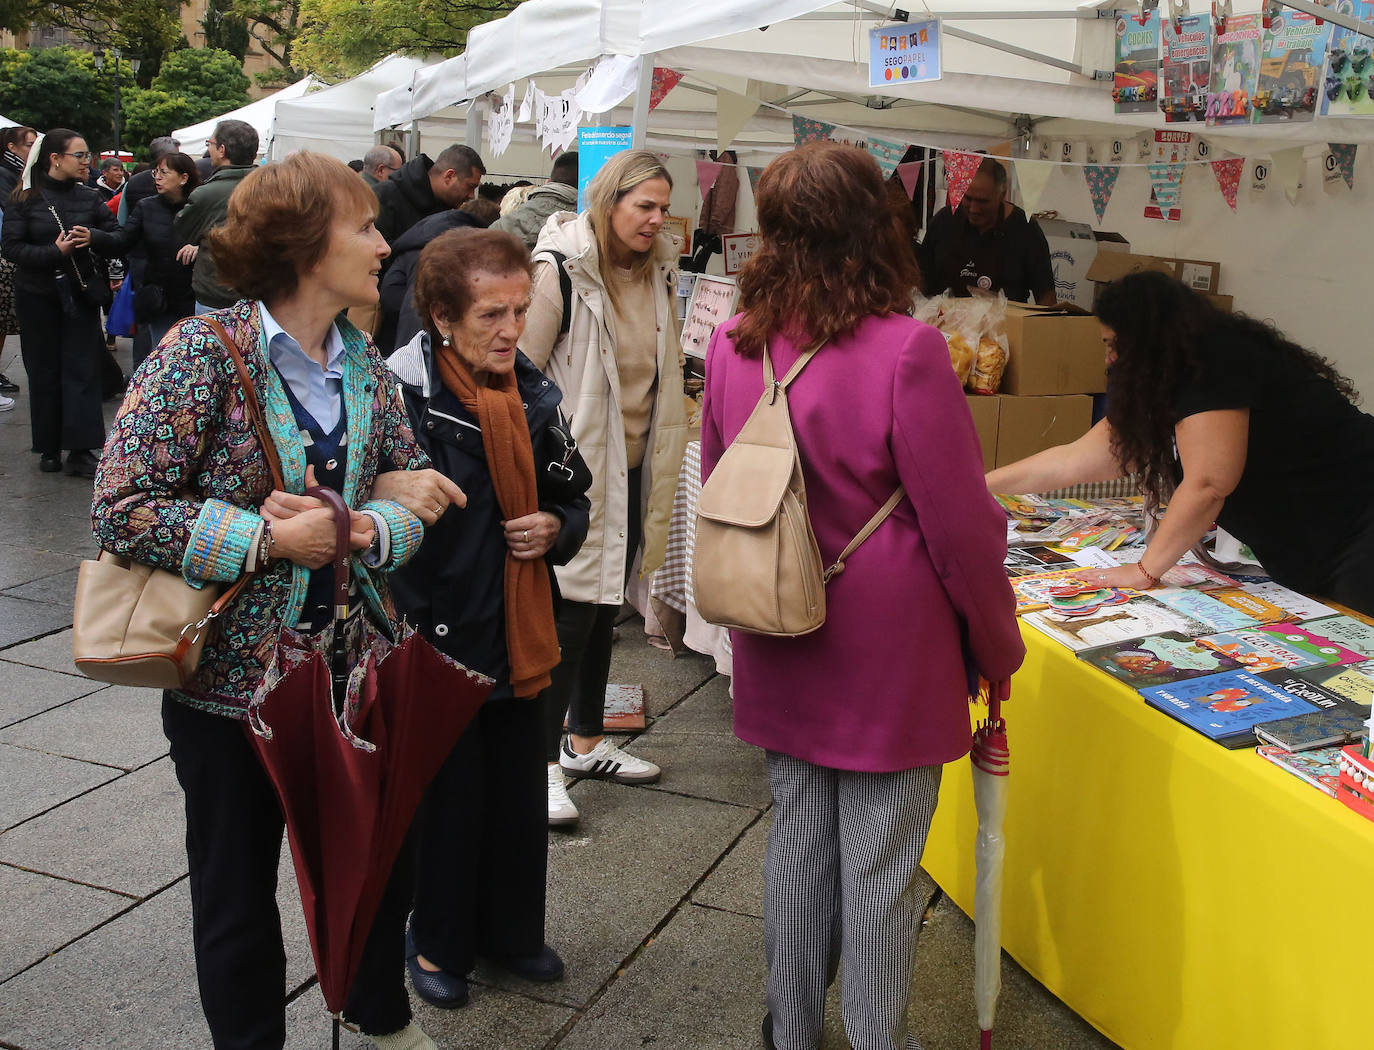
183, 499, 259, 585
361, 499, 424, 569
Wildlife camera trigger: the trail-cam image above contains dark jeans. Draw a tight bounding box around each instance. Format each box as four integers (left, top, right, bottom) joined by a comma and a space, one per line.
15, 292, 106, 455
162, 695, 412, 1048
543, 468, 642, 761
410, 696, 547, 974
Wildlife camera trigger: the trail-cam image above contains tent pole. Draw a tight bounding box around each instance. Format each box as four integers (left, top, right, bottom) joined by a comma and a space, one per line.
466, 99, 482, 151
631, 54, 656, 149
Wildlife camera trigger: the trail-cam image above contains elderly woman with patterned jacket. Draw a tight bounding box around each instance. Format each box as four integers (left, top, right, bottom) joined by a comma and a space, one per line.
386, 227, 590, 1009
91, 152, 463, 1050
522, 149, 688, 827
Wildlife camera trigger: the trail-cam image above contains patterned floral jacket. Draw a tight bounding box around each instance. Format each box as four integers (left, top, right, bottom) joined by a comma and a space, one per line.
92, 300, 429, 719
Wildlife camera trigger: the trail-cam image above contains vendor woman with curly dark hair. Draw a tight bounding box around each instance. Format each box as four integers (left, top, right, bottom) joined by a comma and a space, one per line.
987, 270, 1374, 615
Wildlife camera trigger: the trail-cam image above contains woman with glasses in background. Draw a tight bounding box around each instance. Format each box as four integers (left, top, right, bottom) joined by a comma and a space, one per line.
1, 129, 119, 477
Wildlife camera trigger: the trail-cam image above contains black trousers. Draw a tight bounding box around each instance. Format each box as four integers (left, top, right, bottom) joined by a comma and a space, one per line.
1323, 512, 1374, 618
542, 468, 642, 761
162, 695, 412, 1049
410, 695, 547, 975
15, 292, 106, 455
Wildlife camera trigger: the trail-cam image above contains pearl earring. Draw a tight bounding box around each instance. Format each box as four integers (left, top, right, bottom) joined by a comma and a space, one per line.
441, 334, 451, 347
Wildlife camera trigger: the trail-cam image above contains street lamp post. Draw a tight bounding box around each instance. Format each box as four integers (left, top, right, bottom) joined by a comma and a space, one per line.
92, 48, 140, 158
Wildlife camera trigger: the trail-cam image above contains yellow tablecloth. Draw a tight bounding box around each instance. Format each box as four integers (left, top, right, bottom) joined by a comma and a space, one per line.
923, 625, 1374, 1050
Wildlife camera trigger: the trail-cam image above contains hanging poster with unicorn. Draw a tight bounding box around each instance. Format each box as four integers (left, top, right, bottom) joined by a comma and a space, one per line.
1207, 13, 1263, 126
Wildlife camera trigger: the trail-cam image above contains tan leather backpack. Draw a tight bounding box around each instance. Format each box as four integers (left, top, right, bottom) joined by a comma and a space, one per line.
695, 342, 903, 637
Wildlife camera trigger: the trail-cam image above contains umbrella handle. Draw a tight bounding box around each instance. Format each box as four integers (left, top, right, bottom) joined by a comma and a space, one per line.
987, 679, 1010, 724
306, 486, 353, 697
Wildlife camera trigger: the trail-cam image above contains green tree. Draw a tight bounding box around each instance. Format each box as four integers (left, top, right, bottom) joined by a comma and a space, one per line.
293, 0, 519, 79
0, 46, 116, 145
203, 0, 250, 62
0, 0, 180, 84
232, 0, 301, 81
120, 47, 251, 155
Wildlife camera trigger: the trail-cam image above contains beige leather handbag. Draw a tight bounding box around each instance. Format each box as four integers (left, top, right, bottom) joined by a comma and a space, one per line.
694, 342, 903, 637
72, 318, 284, 688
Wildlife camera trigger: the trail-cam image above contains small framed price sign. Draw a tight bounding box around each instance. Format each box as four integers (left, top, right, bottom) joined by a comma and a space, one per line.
721, 232, 761, 276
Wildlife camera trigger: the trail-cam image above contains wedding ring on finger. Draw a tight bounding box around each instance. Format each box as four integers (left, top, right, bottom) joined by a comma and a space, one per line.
523, 530, 530, 543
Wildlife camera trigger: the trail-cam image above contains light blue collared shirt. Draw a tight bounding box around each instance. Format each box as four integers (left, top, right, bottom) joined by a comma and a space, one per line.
258, 302, 346, 431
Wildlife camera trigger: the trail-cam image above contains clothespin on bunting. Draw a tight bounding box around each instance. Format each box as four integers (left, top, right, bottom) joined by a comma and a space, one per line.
695, 159, 724, 200
716, 89, 760, 153
943, 150, 982, 209
1212, 0, 1231, 36
1083, 165, 1121, 224
1210, 157, 1244, 209
648, 68, 683, 112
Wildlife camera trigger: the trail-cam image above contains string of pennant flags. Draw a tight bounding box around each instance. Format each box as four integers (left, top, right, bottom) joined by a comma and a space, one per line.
487, 62, 1362, 225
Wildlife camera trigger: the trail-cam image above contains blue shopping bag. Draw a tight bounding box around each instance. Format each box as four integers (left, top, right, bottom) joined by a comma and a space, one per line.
106, 277, 135, 338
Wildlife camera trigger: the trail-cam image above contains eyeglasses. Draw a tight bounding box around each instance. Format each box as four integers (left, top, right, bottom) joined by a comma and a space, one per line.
64, 151, 91, 161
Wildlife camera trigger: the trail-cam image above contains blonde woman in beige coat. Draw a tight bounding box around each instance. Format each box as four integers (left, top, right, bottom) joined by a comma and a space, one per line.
521, 150, 688, 827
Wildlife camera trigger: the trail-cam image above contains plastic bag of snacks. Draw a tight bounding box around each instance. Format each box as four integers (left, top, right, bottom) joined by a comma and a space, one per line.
964, 290, 1009, 396
934, 296, 979, 386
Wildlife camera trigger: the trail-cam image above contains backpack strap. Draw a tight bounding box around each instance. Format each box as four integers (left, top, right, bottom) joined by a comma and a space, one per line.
824, 487, 907, 583
763, 340, 826, 402
547, 250, 573, 337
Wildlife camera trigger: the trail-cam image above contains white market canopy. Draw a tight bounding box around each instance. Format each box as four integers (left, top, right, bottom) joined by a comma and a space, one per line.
173, 75, 320, 159
374, 0, 1374, 153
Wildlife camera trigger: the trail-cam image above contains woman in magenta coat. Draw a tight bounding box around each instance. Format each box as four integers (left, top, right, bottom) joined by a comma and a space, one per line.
700, 142, 1024, 1050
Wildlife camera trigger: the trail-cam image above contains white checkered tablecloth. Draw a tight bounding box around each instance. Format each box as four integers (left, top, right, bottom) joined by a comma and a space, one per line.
651, 440, 701, 615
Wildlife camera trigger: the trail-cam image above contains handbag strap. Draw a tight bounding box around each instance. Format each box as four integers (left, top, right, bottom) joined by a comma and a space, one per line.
823, 487, 907, 583
762, 340, 826, 396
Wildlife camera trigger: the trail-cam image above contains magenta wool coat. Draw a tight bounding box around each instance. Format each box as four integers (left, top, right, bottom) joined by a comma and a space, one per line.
701, 312, 1025, 772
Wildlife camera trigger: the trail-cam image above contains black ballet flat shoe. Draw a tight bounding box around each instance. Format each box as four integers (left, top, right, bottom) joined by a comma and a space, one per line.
39, 454, 62, 473
486, 944, 564, 982
762, 1012, 776, 1050
405, 926, 468, 1009
65, 450, 98, 478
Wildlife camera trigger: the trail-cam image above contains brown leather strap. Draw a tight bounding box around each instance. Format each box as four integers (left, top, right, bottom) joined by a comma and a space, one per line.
202, 316, 285, 490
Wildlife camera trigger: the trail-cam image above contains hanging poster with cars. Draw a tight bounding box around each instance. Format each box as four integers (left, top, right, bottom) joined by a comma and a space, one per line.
1207, 14, 1264, 127
1114, 10, 1160, 114
1321, 0, 1374, 117
1160, 13, 1212, 123
1253, 11, 1331, 123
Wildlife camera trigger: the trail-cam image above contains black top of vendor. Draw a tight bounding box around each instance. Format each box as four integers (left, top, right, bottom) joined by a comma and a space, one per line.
916, 158, 1055, 305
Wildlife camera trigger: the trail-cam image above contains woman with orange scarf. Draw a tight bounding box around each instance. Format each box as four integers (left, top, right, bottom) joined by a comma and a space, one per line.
386, 228, 591, 1008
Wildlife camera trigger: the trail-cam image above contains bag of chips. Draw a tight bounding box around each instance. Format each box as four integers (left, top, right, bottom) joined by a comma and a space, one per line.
965, 290, 1009, 396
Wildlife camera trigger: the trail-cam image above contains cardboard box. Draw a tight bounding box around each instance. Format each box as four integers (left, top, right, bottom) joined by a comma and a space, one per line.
965, 394, 1000, 471
994, 394, 1093, 468
1038, 218, 1098, 310
1085, 250, 1222, 295
1000, 303, 1107, 396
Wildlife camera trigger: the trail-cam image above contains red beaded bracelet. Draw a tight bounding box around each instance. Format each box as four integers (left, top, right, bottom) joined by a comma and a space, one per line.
1136, 562, 1161, 588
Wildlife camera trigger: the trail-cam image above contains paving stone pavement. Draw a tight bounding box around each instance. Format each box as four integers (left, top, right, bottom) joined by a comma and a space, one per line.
0, 337, 1117, 1049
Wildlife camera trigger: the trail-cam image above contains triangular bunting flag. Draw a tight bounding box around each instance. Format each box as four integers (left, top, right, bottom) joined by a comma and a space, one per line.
745, 166, 766, 195
792, 114, 835, 148
1270, 147, 1305, 204
1328, 143, 1357, 189
866, 136, 906, 178
1015, 160, 1052, 213
1210, 157, 1244, 210
896, 161, 922, 200
1146, 163, 1184, 220
943, 150, 982, 209
696, 159, 724, 200
648, 68, 683, 111
1083, 165, 1121, 224
716, 89, 760, 153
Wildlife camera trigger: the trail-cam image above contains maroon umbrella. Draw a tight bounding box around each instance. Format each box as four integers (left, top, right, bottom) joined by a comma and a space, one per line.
246, 487, 491, 1034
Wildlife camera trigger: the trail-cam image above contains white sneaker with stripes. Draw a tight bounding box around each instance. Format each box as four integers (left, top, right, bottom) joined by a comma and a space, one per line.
560, 738, 661, 784
547, 763, 580, 826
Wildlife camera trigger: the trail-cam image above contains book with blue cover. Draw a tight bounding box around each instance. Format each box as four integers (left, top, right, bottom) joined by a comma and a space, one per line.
1140, 671, 1322, 748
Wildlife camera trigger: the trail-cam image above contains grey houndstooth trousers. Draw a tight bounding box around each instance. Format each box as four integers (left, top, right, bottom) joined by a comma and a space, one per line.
764, 750, 942, 1050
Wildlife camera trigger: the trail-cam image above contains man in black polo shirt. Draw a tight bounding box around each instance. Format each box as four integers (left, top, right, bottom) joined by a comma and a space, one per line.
916, 158, 1056, 305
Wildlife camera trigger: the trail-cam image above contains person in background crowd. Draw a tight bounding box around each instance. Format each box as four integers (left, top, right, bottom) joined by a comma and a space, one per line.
458, 196, 500, 227
387, 227, 590, 1010
94, 157, 125, 202
372, 144, 485, 247
93, 150, 463, 1050
491, 152, 578, 249
522, 150, 688, 826
376, 208, 484, 354
108, 152, 200, 369
0, 124, 37, 403
173, 119, 258, 313
347, 158, 365, 173
701, 142, 1024, 1050
117, 135, 178, 225
987, 270, 1374, 617
685, 149, 736, 273
916, 156, 1056, 306
361, 144, 403, 189
497, 183, 534, 218
1, 129, 120, 477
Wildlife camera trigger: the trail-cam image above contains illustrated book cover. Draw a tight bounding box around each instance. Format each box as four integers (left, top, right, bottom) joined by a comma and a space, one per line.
1078, 632, 1243, 689
1140, 671, 1319, 747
